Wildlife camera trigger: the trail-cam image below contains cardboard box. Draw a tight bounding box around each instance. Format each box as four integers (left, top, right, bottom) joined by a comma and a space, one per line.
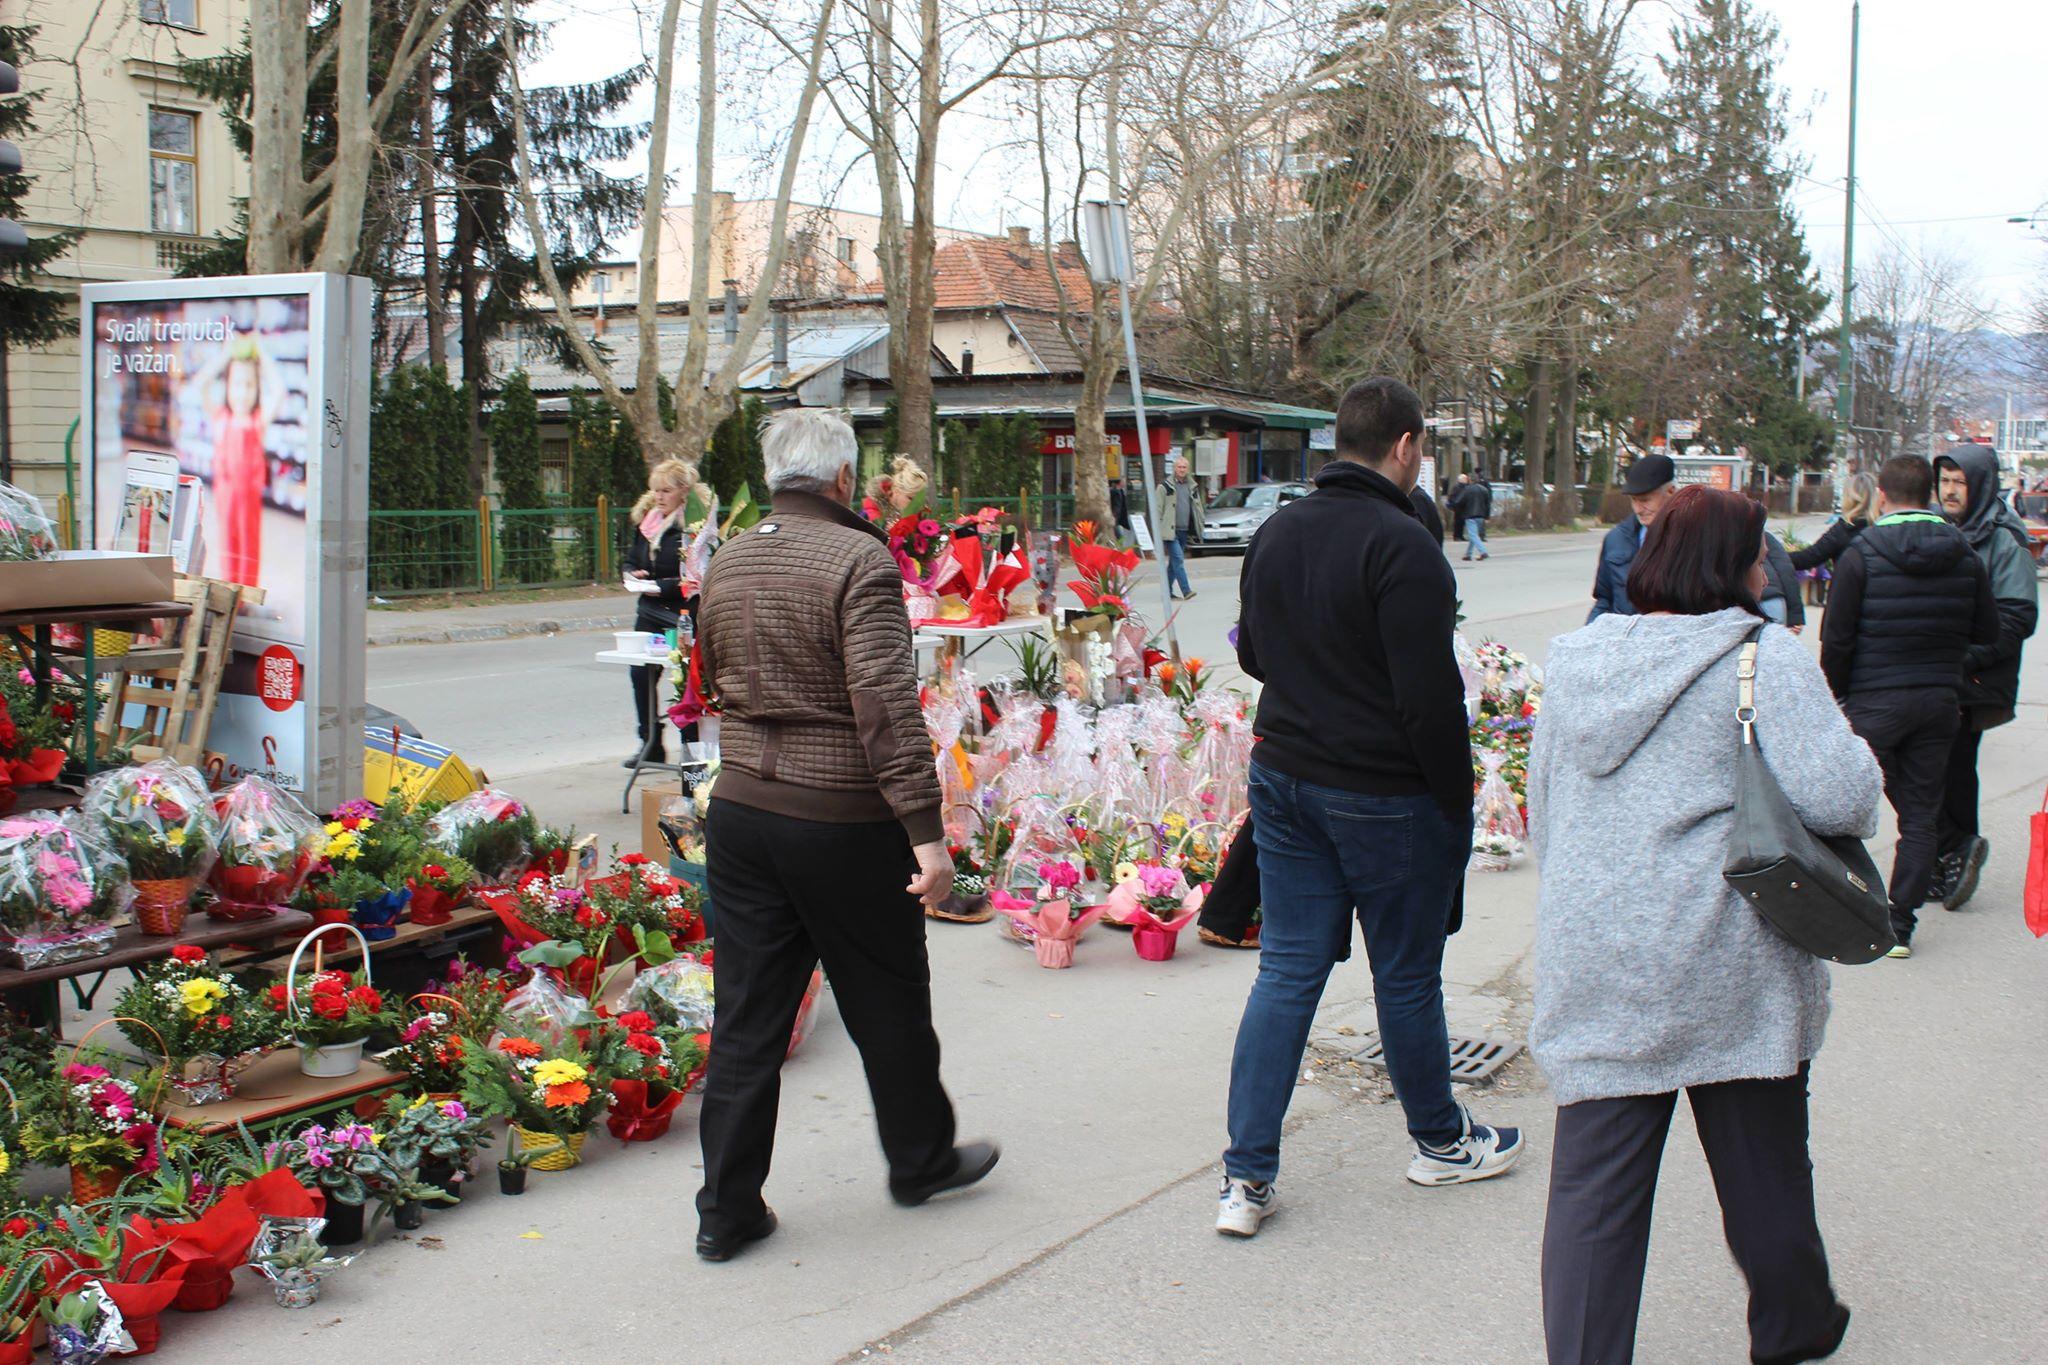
639, 781, 684, 861
0, 551, 176, 614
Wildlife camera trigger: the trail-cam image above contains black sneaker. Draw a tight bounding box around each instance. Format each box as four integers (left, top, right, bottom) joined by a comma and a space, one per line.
1943, 837, 1989, 911
1927, 850, 1964, 903
622, 748, 667, 769
696, 1207, 777, 1261
889, 1141, 1000, 1207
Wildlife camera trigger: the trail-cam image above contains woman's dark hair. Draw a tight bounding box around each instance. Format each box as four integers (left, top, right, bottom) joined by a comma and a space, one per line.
1625, 486, 1766, 618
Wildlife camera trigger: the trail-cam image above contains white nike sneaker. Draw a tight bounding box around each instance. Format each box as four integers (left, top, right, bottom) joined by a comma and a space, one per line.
1215, 1176, 1276, 1237
1406, 1106, 1525, 1187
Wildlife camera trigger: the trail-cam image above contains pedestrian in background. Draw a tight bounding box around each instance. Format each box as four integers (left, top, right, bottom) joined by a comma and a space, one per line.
1410, 482, 1446, 544
1221, 376, 1521, 1241
1588, 453, 1676, 618
1818, 456, 1997, 957
1530, 485, 1878, 1365
1790, 473, 1876, 573
1158, 455, 1205, 600
1759, 529, 1806, 633
623, 458, 697, 768
1448, 472, 1469, 543
1930, 444, 2040, 909
1109, 476, 1132, 541
1454, 473, 1492, 561
691, 408, 998, 1262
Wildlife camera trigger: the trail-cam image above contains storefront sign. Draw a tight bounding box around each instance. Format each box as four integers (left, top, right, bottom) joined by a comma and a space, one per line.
1670, 456, 1743, 491
80, 274, 371, 808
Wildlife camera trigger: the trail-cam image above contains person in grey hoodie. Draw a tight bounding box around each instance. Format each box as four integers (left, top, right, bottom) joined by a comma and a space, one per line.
1930, 444, 2039, 909
1528, 486, 1880, 1365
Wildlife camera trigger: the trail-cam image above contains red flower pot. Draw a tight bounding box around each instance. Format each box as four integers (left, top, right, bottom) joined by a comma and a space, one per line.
408, 881, 457, 926
207, 863, 297, 920
1132, 924, 1181, 961
566, 955, 602, 999
606, 1079, 684, 1142
0, 1337, 28, 1365
308, 904, 353, 952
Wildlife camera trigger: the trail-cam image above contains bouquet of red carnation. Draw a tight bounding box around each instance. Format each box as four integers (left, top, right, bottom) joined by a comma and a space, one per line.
269, 969, 394, 1049
406, 857, 475, 926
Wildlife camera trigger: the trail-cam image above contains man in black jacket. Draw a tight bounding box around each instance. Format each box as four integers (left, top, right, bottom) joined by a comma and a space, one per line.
1588, 454, 1675, 618
1217, 377, 1521, 1241
1819, 455, 1999, 956
1452, 474, 1492, 561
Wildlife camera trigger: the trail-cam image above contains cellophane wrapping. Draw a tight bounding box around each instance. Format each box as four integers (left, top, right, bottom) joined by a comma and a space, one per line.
0, 812, 133, 968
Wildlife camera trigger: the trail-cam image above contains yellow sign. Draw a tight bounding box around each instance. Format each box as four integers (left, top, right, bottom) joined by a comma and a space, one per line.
362, 726, 483, 808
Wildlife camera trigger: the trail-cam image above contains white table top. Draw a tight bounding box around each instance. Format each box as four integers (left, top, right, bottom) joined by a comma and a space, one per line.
912, 616, 1051, 641
593, 648, 674, 667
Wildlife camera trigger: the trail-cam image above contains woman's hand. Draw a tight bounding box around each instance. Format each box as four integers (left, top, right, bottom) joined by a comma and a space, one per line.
627, 569, 652, 579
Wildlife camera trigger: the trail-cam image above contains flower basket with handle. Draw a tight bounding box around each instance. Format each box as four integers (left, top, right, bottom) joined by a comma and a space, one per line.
281, 925, 388, 1078
205, 778, 322, 922
81, 762, 218, 938
42, 1017, 168, 1205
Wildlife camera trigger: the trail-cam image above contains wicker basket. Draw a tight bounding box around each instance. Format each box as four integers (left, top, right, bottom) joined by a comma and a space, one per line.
89, 629, 134, 659
70, 1162, 129, 1205
131, 876, 196, 936
511, 1125, 586, 1171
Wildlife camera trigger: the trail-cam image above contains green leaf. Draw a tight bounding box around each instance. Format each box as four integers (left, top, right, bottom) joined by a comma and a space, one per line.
516, 940, 586, 969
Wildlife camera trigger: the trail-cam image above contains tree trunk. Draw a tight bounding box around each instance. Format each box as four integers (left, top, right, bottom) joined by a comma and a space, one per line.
418, 65, 447, 373
888, 0, 943, 475
1550, 359, 1579, 523
1070, 291, 1119, 528
1522, 359, 1552, 528
246, 0, 306, 273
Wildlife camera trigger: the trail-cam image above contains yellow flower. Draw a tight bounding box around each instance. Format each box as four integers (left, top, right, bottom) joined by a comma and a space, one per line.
165, 828, 188, 848
0, 1146, 11, 1176
324, 821, 345, 837
325, 830, 362, 861
179, 978, 228, 1017
530, 1059, 587, 1089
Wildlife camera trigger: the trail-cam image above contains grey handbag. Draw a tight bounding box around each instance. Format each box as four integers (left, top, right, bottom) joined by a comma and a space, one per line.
1721, 628, 1896, 964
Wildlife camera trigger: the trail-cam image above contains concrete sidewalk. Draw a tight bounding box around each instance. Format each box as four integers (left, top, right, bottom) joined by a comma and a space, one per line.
368, 588, 634, 646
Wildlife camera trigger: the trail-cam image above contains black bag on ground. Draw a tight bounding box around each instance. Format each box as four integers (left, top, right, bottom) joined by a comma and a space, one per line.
1721, 628, 1895, 965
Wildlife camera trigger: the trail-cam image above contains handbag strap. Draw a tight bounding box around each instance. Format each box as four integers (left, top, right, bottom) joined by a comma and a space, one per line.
1735, 631, 1762, 746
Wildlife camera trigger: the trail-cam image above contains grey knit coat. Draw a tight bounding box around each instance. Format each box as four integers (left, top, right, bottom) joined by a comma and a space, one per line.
1527, 608, 1882, 1106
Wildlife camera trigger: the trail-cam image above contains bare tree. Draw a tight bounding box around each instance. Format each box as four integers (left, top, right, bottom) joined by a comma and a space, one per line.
1848, 245, 1990, 462
508, 0, 838, 467
246, 0, 474, 273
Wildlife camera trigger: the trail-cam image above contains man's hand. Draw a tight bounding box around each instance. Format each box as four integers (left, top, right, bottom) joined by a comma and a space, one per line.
907, 841, 954, 908
1788, 624, 1804, 636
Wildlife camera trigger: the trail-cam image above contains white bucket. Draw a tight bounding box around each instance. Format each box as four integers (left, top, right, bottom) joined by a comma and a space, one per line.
298, 1037, 367, 1078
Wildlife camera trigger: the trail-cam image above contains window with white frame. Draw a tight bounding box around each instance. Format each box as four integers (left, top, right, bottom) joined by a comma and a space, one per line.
836, 236, 855, 265
140, 0, 199, 28
149, 108, 199, 235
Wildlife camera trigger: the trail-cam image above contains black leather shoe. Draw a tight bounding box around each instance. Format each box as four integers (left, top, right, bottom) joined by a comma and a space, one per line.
622, 749, 667, 769
696, 1208, 777, 1261
890, 1142, 1001, 1207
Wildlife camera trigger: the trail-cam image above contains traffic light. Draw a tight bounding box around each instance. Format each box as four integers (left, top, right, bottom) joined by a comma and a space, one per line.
0, 60, 24, 255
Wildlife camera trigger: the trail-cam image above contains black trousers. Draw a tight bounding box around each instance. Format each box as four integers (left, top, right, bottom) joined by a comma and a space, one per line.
695, 798, 957, 1237
1844, 688, 1959, 932
1936, 723, 1984, 858
1197, 814, 1260, 939
1542, 1066, 1849, 1365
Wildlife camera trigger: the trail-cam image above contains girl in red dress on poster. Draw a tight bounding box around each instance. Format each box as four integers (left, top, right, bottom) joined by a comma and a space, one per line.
212, 341, 269, 589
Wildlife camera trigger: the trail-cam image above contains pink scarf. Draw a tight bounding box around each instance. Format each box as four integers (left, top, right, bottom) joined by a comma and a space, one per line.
640, 507, 675, 542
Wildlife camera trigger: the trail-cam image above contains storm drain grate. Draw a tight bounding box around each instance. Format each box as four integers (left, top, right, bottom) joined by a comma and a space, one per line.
1349, 1032, 1522, 1083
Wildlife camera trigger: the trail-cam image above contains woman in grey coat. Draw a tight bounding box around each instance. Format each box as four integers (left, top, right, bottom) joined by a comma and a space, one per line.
1527, 487, 1881, 1365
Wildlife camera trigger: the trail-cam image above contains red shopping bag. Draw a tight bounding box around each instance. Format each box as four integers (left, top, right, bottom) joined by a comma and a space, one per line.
2025, 788, 2048, 938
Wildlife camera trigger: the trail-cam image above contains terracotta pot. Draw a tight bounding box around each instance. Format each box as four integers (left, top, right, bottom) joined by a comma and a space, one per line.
131, 876, 195, 936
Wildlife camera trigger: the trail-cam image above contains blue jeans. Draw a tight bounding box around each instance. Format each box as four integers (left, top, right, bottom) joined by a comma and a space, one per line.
1165, 536, 1193, 597
1464, 517, 1489, 559
1224, 762, 1468, 1181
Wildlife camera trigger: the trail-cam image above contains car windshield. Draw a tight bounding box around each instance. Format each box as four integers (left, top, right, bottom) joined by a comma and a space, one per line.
1209, 487, 1278, 510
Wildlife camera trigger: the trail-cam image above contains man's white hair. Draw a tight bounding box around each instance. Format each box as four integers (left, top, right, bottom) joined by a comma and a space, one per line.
762, 408, 858, 493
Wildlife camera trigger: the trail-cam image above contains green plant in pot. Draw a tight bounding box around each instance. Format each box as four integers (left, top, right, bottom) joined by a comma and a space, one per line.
250, 1223, 359, 1309
378, 1096, 494, 1204
493, 1127, 568, 1196
267, 1121, 427, 1246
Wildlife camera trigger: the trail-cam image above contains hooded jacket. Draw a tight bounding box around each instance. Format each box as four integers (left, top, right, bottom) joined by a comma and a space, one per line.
1819, 511, 1998, 699
1527, 609, 1880, 1105
1938, 445, 2040, 724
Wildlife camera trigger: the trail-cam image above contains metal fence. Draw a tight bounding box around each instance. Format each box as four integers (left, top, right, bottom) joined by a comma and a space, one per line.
368, 491, 1081, 596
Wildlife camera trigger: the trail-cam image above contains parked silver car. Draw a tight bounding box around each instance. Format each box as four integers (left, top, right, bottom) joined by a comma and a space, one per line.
1194, 482, 1311, 554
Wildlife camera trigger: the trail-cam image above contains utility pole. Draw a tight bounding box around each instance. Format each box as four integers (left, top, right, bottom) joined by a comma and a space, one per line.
1834, 1, 1860, 487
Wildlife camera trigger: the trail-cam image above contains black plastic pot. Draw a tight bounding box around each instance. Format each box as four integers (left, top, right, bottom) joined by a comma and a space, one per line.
394, 1200, 426, 1231
498, 1162, 527, 1196
318, 1198, 366, 1246
421, 1158, 463, 1203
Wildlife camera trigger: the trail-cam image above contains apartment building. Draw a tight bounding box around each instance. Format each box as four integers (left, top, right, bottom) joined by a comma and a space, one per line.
2, 0, 248, 502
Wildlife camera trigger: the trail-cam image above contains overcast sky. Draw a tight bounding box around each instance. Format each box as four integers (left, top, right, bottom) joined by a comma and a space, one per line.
528, 0, 2046, 329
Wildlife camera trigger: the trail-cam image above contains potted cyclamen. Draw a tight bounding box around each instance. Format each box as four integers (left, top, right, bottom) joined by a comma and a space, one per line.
991, 863, 1108, 969
1106, 863, 1207, 961
275, 926, 395, 1077
80, 761, 218, 936
112, 945, 279, 1104
268, 1120, 441, 1245
378, 1097, 494, 1205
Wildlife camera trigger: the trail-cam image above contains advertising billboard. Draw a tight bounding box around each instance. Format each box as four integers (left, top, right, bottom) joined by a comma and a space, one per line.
80, 274, 370, 809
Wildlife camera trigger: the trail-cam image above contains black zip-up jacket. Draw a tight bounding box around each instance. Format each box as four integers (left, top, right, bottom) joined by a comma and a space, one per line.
1819, 512, 1998, 700
1237, 460, 1473, 824
625, 517, 692, 631
1789, 516, 1868, 572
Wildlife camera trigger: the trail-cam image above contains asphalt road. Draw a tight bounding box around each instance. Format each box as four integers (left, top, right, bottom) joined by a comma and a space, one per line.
174, 521, 2045, 1363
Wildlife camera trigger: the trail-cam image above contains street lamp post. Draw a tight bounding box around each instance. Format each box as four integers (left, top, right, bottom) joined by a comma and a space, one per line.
1834, 1, 1860, 492
1081, 200, 1177, 659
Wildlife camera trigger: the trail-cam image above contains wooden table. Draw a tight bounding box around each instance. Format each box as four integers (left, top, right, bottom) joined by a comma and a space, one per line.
228, 902, 501, 974
158, 1049, 405, 1137
0, 909, 313, 1002
0, 600, 195, 778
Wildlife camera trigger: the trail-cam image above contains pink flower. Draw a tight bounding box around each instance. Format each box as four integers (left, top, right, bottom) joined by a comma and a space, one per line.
1038, 861, 1081, 894
62, 1063, 110, 1084
1137, 863, 1186, 900
437, 1100, 469, 1122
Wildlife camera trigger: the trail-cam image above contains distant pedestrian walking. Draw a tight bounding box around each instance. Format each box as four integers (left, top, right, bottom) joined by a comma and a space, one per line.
1530, 486, 1879, 1365
1929, 444, 2040, 910
1587, 454, 1676, 619
1220, 376, 1521, 1241
1449, 474, 1492, 560
1158, 456, 1205, 600
1819, 456, 1998, 956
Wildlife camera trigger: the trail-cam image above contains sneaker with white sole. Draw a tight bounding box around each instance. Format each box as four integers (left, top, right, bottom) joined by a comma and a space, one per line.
1215, 1176, 1276, 1237
1407, 1106, 1525, 1187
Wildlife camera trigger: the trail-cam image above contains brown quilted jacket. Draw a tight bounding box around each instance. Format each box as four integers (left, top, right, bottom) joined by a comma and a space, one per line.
695, 490, 942, 844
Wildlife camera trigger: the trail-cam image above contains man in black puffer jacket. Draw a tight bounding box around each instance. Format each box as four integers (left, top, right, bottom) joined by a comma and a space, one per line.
1820, 455, 1998, 954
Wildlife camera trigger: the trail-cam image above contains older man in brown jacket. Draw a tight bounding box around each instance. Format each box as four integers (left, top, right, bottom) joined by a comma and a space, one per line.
690, 409, 999, 1261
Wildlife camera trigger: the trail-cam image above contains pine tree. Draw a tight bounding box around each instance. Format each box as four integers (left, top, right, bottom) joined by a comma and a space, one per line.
0, 25, 81, 351
489, 371, 550, 580
702, 398, 768, 508
1658, 0, 1829, 473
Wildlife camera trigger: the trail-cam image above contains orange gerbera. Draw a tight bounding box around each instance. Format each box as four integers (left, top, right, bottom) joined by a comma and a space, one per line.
1183, 657, 1205, 677
542, 1080, 591, 1109
496, 1036, 542, 1058
1156, 663, 1177, 686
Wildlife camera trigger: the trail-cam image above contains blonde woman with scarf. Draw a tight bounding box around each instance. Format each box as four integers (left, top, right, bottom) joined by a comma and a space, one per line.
624, 458, 698, 767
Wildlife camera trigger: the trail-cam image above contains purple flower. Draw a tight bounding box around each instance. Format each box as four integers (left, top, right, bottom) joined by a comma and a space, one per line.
437, 1100, 469, 1122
